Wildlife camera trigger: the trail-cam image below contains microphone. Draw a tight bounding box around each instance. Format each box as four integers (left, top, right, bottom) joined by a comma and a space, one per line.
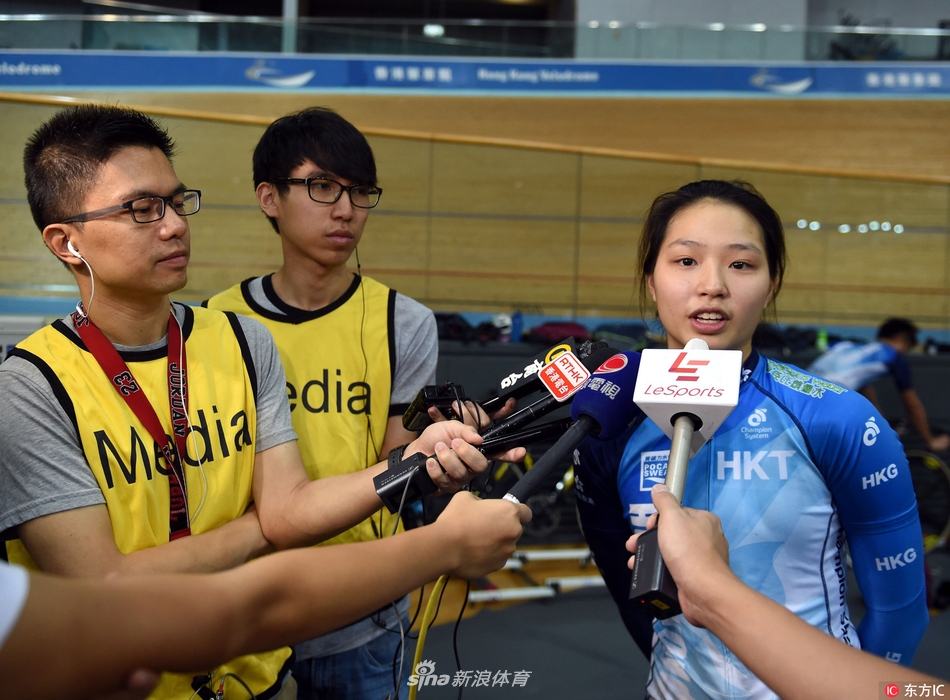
478, 338, 580, 415
401, 338, 595, 432
503, 351, 643, 505
480, 345, 617, 442
372, 418, 573, 514
628, 339, 742, 619
377, 343, 613, 514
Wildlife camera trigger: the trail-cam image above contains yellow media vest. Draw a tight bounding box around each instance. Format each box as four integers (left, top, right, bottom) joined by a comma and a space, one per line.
7, 306, 291, 699
206, 275, 399, 545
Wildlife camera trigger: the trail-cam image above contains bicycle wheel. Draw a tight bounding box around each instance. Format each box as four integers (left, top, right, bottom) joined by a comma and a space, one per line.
905, 449, 950, 554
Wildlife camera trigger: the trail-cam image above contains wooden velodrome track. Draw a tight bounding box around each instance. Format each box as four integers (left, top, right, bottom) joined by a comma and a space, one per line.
2, 91, 950, 329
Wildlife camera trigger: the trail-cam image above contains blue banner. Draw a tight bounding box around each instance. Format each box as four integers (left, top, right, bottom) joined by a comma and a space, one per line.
1, 50, 949, 95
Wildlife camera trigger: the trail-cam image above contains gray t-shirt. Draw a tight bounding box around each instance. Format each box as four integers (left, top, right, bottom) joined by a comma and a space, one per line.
0, 303, 296, 538
242, 275, 438, 410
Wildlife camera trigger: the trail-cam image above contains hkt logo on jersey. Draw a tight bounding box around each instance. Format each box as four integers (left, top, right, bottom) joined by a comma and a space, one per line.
538, 351, 591, 402
668, 351, 709, 381
634, 347, 742, 456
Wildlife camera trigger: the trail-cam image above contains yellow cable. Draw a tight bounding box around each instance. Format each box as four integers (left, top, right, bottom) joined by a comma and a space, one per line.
408, 575, 449, 700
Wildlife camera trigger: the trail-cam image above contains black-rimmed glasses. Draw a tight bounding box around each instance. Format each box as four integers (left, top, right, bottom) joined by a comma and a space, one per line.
272, 178, 382, 209
60, 189, 202, 224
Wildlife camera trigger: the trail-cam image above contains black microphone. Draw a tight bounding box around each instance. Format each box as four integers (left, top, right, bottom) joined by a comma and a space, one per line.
373, 419, 574, 515
504, 351, 643, 505
401, 340, 585, 432
378, 343, 614, 514
477, 418, 574, 457
478, 338, 581, 415
480, 345, 617, 442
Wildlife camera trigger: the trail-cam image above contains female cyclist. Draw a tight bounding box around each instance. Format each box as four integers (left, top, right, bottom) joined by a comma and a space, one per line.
575, 180, 928, 700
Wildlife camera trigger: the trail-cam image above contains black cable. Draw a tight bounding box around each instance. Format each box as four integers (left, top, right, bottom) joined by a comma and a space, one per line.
372, 469, 419, 642
407, 583, 425, 634
389, 615, 413, 700
392, 465, 417, 536
373, 581, 426, 639
430, 575, 449, 628
218, 672, 258, 700
454, 580, 471, 700
391, 632, 402, 697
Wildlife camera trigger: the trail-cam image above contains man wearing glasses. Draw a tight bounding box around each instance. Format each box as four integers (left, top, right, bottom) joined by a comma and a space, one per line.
205, 107, 439, 700
0, 105, 528, 700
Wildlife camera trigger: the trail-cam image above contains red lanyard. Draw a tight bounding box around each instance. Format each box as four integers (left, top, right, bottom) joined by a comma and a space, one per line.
72, 304, 192, 539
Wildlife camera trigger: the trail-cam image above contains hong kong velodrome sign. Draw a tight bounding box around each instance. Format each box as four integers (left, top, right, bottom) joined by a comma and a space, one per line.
1, 50, 949, 95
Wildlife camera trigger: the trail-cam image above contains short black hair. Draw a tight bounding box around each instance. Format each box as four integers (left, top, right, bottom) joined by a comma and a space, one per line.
878, 318, 918, 347
252, 107, 377, 233
23, 104, 175, 231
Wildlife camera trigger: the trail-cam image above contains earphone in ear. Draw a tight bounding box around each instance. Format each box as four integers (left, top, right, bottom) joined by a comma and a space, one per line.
67, 239, 96, 318
67, 240, 84, 261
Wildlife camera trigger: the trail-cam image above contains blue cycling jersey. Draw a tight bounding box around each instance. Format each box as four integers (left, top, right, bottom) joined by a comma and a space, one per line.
808, 340, 913, 392
575, 351, 928, 700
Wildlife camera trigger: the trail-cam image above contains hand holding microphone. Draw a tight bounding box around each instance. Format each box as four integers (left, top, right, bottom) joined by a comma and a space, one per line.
504, 350, 644, 505
377, 346, 620, 514
402, 339, 606, 434
628, 339, 741, 618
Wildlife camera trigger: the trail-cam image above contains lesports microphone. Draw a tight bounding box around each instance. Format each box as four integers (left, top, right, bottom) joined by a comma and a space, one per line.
629, 339, 742, 619
480, 345, 617, 442
504, 351, 643, 505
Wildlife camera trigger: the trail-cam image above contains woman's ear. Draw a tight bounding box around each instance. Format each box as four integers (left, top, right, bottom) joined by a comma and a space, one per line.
647, 274, 657, 303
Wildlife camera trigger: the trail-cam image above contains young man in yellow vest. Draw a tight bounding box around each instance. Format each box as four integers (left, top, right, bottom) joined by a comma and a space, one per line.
0, 104, 528, 700
204, 106, 449, 699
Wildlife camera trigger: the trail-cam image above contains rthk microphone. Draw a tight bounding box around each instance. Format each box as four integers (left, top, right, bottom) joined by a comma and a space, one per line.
504, 351, 643, 505
480, 345, 616, 442
628, 339, 741, 619
478, 338, 580, 414
402, 338, 593, 432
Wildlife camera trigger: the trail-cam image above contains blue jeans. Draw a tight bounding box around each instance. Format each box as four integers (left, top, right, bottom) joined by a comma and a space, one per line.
293, 624, 414, 700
